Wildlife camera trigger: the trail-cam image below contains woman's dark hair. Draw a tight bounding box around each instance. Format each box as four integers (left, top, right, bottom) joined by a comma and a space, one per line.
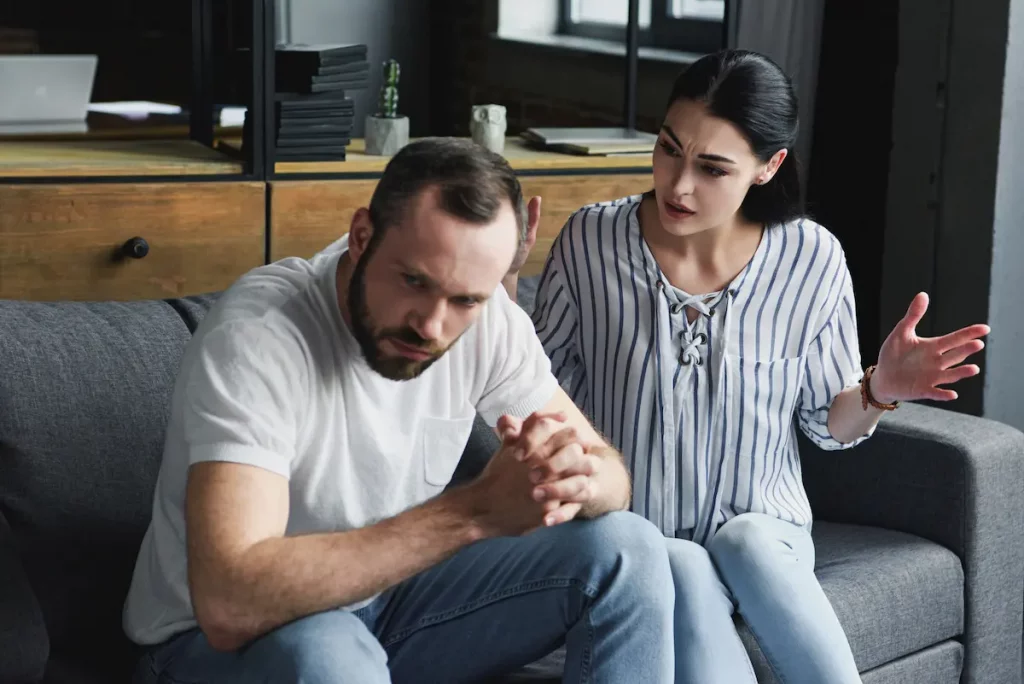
666, 49, 803, 225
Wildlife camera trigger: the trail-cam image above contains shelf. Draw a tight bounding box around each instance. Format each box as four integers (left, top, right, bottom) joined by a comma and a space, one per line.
271, 137, 654, 175
0, 140, 245, 179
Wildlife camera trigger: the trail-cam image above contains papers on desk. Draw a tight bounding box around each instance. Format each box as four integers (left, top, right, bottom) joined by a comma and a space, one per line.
521, 127, 657, 156
88, 101, 183, 119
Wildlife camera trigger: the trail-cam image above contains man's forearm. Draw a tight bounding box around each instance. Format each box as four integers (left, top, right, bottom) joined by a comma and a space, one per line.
579, 447, 632, 518
195, 489, 482, 650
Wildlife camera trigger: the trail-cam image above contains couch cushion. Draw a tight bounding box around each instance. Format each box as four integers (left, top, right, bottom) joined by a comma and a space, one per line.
163, 292, 221, 334
739, 521, 964, 681
0, 508, 49, 683
0, 299, 196, 674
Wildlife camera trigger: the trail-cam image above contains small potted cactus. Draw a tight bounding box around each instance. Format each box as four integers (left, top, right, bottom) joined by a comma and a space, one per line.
364, 59, 409, 156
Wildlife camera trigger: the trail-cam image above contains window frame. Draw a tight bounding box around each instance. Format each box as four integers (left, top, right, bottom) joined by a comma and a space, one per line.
558, 0, 725, 54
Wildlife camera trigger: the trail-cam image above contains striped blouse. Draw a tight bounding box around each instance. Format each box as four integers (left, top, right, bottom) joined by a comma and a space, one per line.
531, 194, 871, 546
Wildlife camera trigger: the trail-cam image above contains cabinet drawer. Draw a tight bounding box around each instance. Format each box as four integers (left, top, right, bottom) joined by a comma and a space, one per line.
0, 182, 265, 301
269, 179, 376, 263
270, 174, 652, 276
517, 174, 652, 276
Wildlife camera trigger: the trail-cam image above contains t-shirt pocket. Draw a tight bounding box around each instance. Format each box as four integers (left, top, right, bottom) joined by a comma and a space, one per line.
419, 415, 477, 487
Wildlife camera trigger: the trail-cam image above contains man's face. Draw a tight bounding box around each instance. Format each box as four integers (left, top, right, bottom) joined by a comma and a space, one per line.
346, 186, 519, 381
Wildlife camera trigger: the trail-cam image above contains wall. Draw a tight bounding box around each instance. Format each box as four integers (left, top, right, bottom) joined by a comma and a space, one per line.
985, 0, 1024, 430
881, 0, 1023, 425
429, 0, 682, 137
283, 0, 431, 136
806, 1, 899, 367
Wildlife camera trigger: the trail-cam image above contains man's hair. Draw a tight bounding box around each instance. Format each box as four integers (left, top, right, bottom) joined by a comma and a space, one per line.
367, 137, 526, 245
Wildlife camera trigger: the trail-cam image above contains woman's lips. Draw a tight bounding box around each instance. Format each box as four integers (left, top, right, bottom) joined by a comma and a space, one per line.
664, 200, 696, 220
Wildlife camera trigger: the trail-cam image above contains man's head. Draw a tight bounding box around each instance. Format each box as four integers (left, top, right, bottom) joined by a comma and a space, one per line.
342, 137, 526, 381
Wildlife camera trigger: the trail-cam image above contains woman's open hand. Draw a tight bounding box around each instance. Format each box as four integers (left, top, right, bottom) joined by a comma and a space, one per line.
872, 292, 990, 403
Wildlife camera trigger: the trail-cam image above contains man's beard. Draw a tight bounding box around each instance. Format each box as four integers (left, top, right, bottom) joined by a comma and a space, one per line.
347, 251, 449, 381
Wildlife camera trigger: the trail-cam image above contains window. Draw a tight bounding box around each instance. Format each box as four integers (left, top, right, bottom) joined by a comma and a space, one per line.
561, 0, 725, 54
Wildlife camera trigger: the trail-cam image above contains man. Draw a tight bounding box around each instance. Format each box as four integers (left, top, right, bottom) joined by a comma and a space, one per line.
123, 138, 675, 683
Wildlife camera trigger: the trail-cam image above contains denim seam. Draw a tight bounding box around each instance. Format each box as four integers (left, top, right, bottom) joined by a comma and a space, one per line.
577, 608, 594, 683
381, 577, 597, 647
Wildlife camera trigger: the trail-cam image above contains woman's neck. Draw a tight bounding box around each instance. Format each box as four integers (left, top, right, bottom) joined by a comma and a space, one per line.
639, 194, 763, 295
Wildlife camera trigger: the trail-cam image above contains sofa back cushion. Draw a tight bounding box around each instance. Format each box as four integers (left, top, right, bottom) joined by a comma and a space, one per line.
0, 299, 199, 672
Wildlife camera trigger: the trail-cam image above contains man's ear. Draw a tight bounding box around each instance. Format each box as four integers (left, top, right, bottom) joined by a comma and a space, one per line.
348, 208, 375, 262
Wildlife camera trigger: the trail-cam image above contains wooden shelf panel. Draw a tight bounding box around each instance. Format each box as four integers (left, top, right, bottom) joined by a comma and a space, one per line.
269, 174, 653, 276
0, 182, 264, 301
0, 140, 244, 178
273, 137, 653, 175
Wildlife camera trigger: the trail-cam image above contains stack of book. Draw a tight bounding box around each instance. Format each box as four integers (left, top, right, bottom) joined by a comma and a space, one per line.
243, 43, 369, 163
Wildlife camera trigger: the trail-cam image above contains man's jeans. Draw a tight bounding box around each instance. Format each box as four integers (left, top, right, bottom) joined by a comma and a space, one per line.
136, 511, 675, 684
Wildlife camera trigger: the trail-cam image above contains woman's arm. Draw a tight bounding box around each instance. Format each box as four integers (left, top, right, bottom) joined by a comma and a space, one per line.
825, 383, 887, 445
827, 292, 988, 443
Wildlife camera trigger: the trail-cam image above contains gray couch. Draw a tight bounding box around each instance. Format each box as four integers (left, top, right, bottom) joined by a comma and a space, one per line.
1, 286, 1022, 684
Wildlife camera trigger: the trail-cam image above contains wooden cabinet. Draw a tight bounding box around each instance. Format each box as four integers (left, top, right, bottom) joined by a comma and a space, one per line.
269, 174, 652, 276
0, 137, 652, 300
517, 174, 651, 276
0, 182, 265, 301
268, 179, 376, 263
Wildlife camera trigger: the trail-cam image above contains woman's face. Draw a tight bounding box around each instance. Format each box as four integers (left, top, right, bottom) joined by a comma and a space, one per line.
652, 98, 784, 236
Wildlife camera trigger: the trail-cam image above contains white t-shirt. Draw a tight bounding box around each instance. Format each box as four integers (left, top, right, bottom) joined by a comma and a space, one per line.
122, 235, 558, 646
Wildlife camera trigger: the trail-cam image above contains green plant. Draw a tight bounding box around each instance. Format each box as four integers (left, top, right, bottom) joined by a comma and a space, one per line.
377, 59, 400, 118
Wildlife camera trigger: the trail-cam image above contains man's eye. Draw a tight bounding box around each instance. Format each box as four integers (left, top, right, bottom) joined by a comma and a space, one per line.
402, 274, 425, 289
452, 297, 479, 308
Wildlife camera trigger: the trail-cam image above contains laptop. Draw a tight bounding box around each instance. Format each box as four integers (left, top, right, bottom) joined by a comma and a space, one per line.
0, 55, 97, 126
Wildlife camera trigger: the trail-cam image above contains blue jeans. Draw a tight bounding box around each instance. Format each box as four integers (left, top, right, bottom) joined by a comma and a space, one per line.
669, 513, 862, 684
136, 511, 675, 684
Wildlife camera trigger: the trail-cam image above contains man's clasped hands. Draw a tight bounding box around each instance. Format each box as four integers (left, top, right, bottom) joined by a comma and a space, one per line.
469, 411, 608, 537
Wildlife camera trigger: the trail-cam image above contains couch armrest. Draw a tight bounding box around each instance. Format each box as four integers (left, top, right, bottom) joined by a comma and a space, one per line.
0, 509, 49, 683
801, 402, 1024, 684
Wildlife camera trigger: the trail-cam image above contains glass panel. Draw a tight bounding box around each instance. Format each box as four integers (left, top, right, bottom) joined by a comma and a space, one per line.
570, 0, 652, 28
669, 0, 725, 21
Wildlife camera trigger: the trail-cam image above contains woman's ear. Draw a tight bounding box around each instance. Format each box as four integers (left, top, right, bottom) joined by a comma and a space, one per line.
348, 208, 375, 262
754, 148, 789, 185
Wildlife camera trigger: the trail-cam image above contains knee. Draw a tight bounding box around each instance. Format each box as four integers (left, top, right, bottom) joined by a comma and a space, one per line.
665, 540, 718, 590
707, 514, 782, 573
251, 611, 389, 684
567, 511, 673, 591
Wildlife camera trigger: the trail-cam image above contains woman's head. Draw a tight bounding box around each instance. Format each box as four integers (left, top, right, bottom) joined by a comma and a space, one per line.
651, 49, 802, 236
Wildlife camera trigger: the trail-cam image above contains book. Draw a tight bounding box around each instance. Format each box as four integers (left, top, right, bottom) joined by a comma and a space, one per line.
278, 120, 354, 135
274, 43, 368, 70
276, 136, 353, 148
275, 144, 350, 156
277, 78, 369, 95
275, 152, 348, 162
277, 68, 369, 93
275, 91, 360, 105
278, 60, 369, 84
314, 60, 370, 77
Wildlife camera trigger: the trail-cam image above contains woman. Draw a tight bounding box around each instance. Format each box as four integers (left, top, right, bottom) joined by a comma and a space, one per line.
526, 49, 989, 683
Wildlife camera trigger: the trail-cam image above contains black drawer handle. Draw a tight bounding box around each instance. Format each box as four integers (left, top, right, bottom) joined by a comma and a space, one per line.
121, 237, 150, 259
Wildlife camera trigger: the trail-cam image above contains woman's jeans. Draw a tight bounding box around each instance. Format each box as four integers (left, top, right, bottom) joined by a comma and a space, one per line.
668, 512, 862, 684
